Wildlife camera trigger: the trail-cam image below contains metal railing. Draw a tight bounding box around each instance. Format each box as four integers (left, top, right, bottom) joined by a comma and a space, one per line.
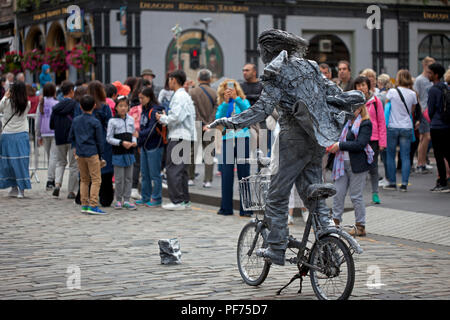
0, 113, 49, 183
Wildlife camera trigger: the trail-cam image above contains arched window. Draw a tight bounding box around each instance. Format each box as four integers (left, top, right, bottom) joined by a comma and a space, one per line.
418, 34, 450, 73
305, 34, 350, 79
165, 29, 224, 82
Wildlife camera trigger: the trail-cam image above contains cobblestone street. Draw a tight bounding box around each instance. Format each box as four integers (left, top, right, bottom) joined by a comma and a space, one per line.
0, 171, 449, 300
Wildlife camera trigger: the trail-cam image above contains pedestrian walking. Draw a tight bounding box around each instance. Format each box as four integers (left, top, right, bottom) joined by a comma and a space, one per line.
353, 76, 386, 204
383, 69, 417, 192
69, 95, 106, 215
136, 87, 166, 207
36, 82, 58, 190
188, 69, 217, 188
215, 79, 252, 217
49, 80, 79, 199
156, 70, 197, 211
0, 81, 31, 198
106, 95, 138, 210
427, 63, 450, 193
330, 103, 374, 237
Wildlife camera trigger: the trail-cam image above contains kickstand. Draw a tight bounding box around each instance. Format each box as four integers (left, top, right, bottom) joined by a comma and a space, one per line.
276, 273, 302, 295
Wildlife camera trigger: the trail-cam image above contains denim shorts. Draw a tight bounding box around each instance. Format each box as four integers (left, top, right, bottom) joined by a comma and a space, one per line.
419, 114, 430, 134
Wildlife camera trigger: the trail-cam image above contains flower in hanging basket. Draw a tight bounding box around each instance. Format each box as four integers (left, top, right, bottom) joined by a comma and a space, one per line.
66, 42, 96, 72
0, 51, 24, 74
44, 46, 68, 76
22, 48, 44, 72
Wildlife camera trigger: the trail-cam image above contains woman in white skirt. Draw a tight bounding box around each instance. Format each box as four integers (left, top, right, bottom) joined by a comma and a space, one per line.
0, 81, 32, 198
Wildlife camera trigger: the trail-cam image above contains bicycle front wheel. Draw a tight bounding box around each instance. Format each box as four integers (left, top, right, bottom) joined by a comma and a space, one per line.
237, 221, 271, 286
309, 236, 355, 300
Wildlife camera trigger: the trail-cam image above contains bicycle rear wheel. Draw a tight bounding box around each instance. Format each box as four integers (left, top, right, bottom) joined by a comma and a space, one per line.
237, 220, 271, 286
309, 236, 355, 300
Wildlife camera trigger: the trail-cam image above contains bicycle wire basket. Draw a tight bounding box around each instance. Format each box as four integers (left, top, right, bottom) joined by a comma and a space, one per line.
239, 174, 271, 211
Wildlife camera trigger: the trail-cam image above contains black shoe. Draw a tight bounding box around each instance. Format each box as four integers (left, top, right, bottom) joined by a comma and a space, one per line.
217, 210, 233, 216
67, 192, 76, 199
53, 187, 60, 197
400, 185, 407, 192
46, 181, 54, 191
383, 184, 397, 191
256, 248, 285, 266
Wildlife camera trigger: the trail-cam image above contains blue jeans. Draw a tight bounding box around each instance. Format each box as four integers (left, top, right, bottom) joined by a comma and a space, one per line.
140, 147, 163, 202
386, 128, 412, 186
219, 137, 251, 215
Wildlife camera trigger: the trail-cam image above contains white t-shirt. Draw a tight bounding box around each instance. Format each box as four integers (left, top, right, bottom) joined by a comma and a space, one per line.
386, 87, 417, 129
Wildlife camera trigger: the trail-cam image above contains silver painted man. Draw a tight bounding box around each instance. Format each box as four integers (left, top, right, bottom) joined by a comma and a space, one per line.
209, 29, 364, 265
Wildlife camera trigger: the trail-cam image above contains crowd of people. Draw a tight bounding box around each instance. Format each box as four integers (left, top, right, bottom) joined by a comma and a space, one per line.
0, 56, 449, 228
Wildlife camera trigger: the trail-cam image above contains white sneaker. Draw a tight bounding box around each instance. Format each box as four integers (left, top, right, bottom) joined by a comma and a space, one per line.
203, 181, 212, 188
17, 189, 24, 199
162, 182, 168, 189
131, 188, 141, 200
8, 187, 18, 197
162, 202, 186, 211
425, 164, 433, 170
288, 215, 294, 225
378, 178, 389, 187
188, 180, 195, 186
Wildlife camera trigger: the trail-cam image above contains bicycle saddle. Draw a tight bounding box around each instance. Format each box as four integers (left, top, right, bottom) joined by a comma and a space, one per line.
306, 183, 336, 201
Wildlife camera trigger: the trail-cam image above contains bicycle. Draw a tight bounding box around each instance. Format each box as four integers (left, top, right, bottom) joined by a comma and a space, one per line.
236, 153, 363, 300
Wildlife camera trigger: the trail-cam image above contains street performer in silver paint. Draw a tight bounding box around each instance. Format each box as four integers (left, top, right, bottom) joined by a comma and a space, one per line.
208, 29, 365, 266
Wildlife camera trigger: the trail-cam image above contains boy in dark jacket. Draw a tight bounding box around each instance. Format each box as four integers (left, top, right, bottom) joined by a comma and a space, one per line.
69, 95, 106, 215
49, 80, 79, 199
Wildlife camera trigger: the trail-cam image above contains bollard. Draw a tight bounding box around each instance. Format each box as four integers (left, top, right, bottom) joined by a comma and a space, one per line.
158, 238, 182, 265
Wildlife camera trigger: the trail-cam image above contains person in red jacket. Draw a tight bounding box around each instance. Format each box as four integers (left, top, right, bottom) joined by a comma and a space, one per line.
26, 84, 40, 140
353, 76, 386, 204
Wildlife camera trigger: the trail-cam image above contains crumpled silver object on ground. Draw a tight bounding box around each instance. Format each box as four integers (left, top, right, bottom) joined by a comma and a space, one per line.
208, 29, 365, 252
158, 238, 182, 265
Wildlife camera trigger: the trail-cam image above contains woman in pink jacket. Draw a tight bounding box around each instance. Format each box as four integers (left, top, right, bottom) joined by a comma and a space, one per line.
354, 76, 387, 204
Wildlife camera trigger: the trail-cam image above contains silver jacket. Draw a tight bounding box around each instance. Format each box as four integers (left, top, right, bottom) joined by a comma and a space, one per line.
224, 50, 365, 147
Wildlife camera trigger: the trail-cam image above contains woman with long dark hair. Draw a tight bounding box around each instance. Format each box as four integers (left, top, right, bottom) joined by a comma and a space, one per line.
136, 86, 166, 207
0, 81, 32, 197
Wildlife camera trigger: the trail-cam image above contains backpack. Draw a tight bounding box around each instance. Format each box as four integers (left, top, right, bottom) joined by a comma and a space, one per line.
145, 108, 167, 147
442, 85, 450, 124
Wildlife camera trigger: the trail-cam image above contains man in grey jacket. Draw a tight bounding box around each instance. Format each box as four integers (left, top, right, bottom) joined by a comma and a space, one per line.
156, 70, 197, 210
209, 29, 364, 265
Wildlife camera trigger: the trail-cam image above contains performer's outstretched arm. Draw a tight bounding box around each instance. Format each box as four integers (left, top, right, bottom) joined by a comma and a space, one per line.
209, 84, 281, 130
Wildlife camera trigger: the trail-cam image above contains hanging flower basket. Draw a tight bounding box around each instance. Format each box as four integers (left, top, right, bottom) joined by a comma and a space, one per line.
66, 43, 96, 73
44, 46, 68, 76
22, 48, 44, 72
0, 51, 24, 74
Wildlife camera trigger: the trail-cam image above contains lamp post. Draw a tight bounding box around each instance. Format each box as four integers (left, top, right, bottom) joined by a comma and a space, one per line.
199, 17, 212, 68
171, 24, 182, 69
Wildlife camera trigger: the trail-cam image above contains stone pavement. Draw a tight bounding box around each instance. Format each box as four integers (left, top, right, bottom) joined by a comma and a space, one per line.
0, 170, 449, 300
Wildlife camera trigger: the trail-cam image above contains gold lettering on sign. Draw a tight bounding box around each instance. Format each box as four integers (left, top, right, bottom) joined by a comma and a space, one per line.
178, 3, 216, 11
32, 8, 67, 21
33, 13, 46, 21
217, 4, 249, 13
140, 2, 175, 10
423, 12, 449, 20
